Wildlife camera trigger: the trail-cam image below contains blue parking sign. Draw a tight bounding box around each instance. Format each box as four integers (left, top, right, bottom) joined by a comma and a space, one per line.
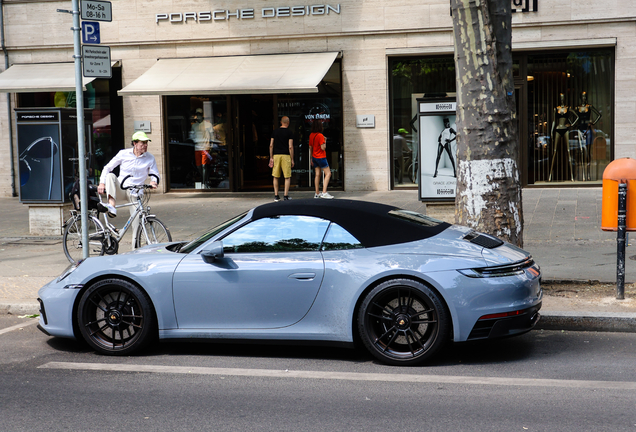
81, 21, 100, 44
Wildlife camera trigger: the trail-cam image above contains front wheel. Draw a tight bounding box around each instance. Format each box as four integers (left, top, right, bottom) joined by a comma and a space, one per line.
135, 216, 172, 249
77, 279, 156, 355
62, 215, 105, 264
357, 279, 450, 366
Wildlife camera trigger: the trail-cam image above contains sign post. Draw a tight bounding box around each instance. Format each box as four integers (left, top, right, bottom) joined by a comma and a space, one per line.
56, 0, 112, 259
73, 0, 90, 259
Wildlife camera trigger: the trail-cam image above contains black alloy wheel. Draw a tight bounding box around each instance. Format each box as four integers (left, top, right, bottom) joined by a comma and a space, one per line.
358, 279, 450, 366
77, 279, 155, 355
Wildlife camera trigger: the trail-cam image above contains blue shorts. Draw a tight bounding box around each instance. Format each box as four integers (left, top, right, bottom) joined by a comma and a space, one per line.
312, 157, 329, 169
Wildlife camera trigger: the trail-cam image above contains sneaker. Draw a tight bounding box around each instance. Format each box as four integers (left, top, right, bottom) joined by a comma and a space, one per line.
320, 192, 334, 199
274, 195, 281, 202
284, 195, 291, 201
314, 193, 320, 199
105, 203, 117, 218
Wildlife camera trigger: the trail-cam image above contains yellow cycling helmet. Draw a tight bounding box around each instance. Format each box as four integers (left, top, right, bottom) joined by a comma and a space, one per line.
132, 131, 151, 142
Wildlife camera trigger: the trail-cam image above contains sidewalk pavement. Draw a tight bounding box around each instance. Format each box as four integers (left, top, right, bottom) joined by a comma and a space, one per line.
1, 188, 635, 333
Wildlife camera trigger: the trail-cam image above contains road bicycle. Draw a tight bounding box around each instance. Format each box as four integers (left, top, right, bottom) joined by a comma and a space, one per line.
62, 175, 172, 264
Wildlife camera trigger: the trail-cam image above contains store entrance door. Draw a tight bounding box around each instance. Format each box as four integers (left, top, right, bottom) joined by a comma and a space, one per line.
233, 95, 276, 191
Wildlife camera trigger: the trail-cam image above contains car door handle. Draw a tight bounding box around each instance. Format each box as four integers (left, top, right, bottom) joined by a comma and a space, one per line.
288, 272, 316, 281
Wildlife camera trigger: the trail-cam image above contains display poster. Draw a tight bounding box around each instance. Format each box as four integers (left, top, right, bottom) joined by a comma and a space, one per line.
418, 98, 457, 201
17, 123, 62, 202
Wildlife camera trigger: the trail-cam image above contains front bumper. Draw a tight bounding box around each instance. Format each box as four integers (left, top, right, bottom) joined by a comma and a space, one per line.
467, 303, 542, 340
37, 278, 82, 339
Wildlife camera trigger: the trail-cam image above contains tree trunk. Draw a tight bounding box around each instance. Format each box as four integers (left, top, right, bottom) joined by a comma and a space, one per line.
451, 0, 523, 247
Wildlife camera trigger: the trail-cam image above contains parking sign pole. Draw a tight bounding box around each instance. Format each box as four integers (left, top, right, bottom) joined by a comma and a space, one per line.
72, 0, 89, 259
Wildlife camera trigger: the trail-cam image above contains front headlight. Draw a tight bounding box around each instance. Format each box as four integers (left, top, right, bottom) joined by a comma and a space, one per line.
57, 260, 82, 282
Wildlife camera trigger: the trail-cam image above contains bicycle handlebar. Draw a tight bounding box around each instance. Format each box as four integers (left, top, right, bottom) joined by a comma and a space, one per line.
120, 174, 160, 191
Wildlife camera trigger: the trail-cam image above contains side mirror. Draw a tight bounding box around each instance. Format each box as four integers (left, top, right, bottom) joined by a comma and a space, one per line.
201, 241, 224, 264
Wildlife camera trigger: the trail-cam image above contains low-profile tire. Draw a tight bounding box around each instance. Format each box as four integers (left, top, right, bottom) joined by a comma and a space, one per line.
77, 279, 156, 355
357, 278, 450, 366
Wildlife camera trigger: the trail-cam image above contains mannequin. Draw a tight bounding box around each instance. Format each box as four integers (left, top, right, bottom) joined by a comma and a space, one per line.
190, 108, 213, 188
549, 93, 579, 182
433, 117, 457, 178
575, 91, 601, 181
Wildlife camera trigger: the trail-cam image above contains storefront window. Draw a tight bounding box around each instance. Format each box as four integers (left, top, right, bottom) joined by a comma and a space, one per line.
526, 49, 614, 184
389, 49, 614, 188
389, 57, 456, 188
166, 97, 229, 189
278, 95, 343, 190
165, 61, 342, 192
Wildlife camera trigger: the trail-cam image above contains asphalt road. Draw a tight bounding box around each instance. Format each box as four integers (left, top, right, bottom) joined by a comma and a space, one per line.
2, 315, 636, 431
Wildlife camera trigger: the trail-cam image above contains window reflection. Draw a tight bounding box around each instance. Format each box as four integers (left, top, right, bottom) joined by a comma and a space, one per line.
167, 97, 229, 190
321, 223, 363, 251
222, 215, 330, 253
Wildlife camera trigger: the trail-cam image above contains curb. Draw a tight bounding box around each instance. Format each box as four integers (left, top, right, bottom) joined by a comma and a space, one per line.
0, 301, 40, 316
538, 311, 636, 333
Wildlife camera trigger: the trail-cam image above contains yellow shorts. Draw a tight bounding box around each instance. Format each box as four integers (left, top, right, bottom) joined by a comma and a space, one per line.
272, 154, 292, 178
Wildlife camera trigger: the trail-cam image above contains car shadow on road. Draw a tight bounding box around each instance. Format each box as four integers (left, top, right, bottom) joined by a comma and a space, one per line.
45, 337, 92, 354
42, 331, 540, 367
146, 340, 371, 364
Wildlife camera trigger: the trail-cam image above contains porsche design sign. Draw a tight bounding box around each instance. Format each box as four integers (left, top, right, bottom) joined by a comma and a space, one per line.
157, 4, 341, 24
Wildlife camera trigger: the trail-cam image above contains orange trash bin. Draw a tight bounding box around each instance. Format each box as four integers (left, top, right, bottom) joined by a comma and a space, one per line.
601, 158, 636, 231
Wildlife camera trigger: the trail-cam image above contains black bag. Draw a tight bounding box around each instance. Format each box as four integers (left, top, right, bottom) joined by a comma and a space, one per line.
70, 179, 106, 212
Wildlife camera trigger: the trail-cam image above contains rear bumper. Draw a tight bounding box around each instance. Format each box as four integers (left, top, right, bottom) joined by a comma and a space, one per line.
467, 303, 542, 340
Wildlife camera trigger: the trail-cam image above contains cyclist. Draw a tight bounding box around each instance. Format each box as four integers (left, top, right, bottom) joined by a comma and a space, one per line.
97, 131, 160, 249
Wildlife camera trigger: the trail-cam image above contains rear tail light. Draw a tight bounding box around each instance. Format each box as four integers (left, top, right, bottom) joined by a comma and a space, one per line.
458, 257, 537, 278
478, 309, 525, 320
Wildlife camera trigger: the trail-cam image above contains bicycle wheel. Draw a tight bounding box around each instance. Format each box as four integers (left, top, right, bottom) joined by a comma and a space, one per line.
135, 216, 172, 249
62, 215, 105, 264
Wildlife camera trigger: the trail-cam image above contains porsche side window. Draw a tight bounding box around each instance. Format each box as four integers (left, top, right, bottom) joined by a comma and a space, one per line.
388, 209, 443, 227
222, 215, 330, 253
321, 223, 363, 251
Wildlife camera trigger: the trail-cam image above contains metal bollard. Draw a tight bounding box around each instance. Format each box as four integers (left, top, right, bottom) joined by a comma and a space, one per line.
617, 182, 627, 300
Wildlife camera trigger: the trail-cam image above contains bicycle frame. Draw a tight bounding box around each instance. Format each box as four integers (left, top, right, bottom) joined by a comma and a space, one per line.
99, 186, 156, 248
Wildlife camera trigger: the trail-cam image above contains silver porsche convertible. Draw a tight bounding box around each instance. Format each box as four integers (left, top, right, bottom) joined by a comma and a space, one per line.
38, 199, 542, 366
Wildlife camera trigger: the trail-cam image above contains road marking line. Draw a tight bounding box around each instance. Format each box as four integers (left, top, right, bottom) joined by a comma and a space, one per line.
38, 361, 636, 390
0, 318, 39, 335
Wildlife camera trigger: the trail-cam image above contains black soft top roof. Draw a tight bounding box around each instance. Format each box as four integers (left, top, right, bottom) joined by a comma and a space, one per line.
252, 199, 451, 248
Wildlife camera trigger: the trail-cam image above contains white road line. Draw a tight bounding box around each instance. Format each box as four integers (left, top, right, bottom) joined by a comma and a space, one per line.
0, 318, 39, 335
38, 361, 636, 390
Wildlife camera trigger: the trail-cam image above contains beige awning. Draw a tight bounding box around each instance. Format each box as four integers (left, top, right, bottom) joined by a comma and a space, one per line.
0, 63, 101, 93
118, 52, 339, 96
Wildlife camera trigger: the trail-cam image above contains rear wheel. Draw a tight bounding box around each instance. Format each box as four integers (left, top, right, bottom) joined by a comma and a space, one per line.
358, 279, 450, 366
77, 279, 155, 355
135, 216, 172, 249
62, 215, 105, 264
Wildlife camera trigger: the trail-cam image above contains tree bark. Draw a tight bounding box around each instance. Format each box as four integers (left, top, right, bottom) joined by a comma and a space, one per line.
451, 0, 523, 247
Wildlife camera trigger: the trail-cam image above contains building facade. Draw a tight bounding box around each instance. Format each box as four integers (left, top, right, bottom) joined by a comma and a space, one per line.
0, 0, 634, 199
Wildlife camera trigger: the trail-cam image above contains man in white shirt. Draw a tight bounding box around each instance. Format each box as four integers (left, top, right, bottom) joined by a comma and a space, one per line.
97, 131, 159, 247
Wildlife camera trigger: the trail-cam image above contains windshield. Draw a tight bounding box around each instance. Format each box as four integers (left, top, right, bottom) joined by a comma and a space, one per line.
179, 211, 249, 254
